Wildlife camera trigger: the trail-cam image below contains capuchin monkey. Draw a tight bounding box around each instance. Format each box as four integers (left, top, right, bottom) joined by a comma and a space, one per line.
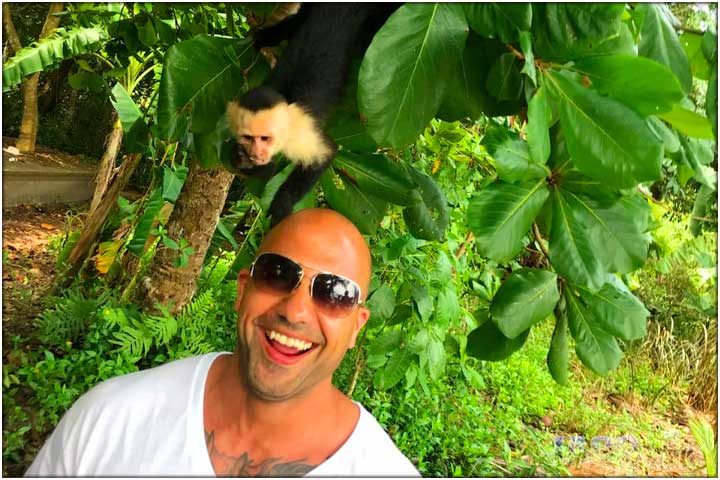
226, 3, 400, 224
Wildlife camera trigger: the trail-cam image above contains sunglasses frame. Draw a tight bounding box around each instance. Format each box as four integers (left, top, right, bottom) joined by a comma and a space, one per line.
250, 252, 364, 311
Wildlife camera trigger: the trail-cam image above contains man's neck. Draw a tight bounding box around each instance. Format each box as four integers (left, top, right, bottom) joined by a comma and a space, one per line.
202, 353, 358, 476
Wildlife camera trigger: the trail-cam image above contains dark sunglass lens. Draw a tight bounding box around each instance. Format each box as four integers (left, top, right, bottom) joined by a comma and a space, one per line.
252, 253, 301, 293
312, 274, 360, 315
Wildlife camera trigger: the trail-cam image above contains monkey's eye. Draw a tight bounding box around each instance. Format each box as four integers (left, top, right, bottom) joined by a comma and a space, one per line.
260, 136, 271, 142
241, 135, 253, 142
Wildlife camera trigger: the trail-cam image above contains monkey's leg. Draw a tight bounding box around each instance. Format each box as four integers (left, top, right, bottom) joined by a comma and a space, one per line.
268, 161, 331, 225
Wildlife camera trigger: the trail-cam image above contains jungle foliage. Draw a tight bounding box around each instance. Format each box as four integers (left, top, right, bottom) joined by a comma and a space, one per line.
2, 2, 717, 477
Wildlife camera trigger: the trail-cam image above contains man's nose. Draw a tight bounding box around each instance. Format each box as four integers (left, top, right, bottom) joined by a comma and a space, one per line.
277, 277, 315, 323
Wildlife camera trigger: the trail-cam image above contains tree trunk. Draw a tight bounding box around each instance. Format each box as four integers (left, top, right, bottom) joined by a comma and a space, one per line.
138, 163, 234, 314
58, 152, 143, 287
14, 2, 63, 153
90, 115, 124, 216
3, 4, 22, 55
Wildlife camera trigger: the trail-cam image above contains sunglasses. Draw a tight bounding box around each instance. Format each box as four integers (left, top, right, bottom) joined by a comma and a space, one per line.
250, 252, 364, 316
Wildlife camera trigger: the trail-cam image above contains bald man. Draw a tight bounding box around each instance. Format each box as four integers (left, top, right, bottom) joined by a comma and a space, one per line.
26, 209, 419, 477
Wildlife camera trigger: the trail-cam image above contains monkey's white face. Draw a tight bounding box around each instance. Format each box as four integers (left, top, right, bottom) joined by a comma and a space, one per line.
228, 102, 291, 166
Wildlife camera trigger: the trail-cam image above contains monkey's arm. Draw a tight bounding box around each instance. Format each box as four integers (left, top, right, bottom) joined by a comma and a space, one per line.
253, 4, 310, 48
268, 156, 333, 225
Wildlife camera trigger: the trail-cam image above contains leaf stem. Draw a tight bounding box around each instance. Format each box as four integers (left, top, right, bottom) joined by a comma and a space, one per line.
532, 222, 550, 260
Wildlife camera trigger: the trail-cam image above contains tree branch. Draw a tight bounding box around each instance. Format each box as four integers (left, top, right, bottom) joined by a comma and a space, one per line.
3, 4, 23, 55
532, 223, 550, 260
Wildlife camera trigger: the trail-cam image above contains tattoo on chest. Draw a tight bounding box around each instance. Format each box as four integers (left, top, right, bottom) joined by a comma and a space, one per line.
205, 430, 317, 477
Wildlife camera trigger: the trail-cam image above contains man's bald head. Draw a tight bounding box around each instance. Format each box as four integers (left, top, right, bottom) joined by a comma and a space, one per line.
258, 208, 371, 297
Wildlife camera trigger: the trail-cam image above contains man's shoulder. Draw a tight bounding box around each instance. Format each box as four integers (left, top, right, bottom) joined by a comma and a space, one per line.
80, 353, 219, 410
313, 401, 419, 476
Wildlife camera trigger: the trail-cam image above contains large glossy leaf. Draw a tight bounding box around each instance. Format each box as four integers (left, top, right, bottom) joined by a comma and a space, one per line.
162, 166, 189, 203
334, 151, 418, 206
3, 27, 108, 92
494, 139, 548, 183
526, 86, 551, 165
566, 291, 622, 376
563, 189, 650, 274
438, 34, 522, 120
402, 166, 450, 241
519, 31, 537, 86
464, 3, 532, 42
486, 53, 523, 101
681, 32, 710, 81
656, 104, 715, 139
579, 280, 649, 341
109, 83, 150, 153
157, 35, 249, 140
466, 320, 530, 361
637, 4, 692, 93
574, 55, 684, 116
359, 3, 468, 147
468, 179, 549, 263
127, 188, 164, 257
366, 284, 396, 328
531, 4, 627, 62
547, 312, 570, 385
545, 70, 663, 189
320, 169, 387, 235
373, 347, 414, 390
427, 335, 446, 380
679, 136, 716, 190
490, 268, 559, 339
703, 30, 718, 138
549, 188, 604, 290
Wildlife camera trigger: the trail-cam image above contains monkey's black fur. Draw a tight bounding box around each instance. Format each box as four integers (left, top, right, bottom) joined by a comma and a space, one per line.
229, 3, 400, 224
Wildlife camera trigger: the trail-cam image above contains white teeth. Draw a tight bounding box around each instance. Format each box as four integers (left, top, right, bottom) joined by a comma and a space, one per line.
267, 330, 312, 351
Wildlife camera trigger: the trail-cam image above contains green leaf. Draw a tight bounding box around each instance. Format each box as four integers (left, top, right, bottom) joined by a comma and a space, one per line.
574, 55, 684, 116
680, 136, 716, 190
526, 86, 551, 165
580, 280, 649, 341
438, 33, 522, 120
320, 169, 387, 235
109, 83, 150, 153
566, 291, 622, 376
648, 117, 680, 153
412, 284, 433, 322
373, 347, 414, 390
3, 27, 108, 92
549, 188, 605, 290
402, 166, 450, 241
637, 4, 692, 93
519, 31, 536, 85
137, 16, 157, 47
490, 268, 560, 339
466, 320, 530, 361
706, 54, 718, 139
461, 363, 486, 390
157, 35, 248, 140
563, 189, 650, 274
690, 184, 715, 236
493, 139, 542, 183
367, 284, 396, 321
436, 285, 460, 328
487, 53, 523, 101
547, 312, 570, 385
545, 70, 663, 189
110, 83, 142, 131
162, 166, 189, 203
368, 329, 403, 356
359, 3, 468, 147
128, 188, 164, 257
468, 179, 549, 263
427, 335, 446, 380
681, 32, 710, 80
656, 104, 715, 139
464, 3, 532, 42
531, 4, 627, 62
334, 151, 418, 206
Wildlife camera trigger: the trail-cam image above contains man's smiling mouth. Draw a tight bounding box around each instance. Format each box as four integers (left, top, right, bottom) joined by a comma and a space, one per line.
267, 329, 313, 352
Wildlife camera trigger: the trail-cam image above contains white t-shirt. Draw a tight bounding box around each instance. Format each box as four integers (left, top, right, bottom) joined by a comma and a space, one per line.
25, 352, 419, 477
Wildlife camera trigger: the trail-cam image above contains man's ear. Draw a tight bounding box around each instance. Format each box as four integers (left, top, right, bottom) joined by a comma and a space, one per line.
235, 269, 250, 312
347, 307, 370, 349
